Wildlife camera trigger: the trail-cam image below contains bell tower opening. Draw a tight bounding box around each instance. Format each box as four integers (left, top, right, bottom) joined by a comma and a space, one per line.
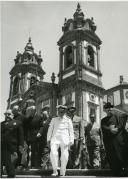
13, 76, 19, 96
64, 46, 73, 69
87, 45, 95, 68
30, 76, 37, 87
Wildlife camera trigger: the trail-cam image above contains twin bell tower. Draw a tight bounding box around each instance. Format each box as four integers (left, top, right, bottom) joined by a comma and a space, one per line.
8, 3, 104, 124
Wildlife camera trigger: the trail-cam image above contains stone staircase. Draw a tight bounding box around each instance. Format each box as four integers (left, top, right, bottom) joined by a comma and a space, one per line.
2, 168, 120, 178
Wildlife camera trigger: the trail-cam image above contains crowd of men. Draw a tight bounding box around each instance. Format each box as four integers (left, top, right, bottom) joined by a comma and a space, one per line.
1, 99, 128, 177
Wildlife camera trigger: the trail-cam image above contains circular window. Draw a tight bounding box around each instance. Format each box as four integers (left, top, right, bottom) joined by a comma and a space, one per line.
125, 91, 128, 99
89, 93, 96, 102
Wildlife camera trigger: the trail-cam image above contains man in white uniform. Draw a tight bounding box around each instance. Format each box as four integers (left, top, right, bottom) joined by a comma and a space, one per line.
47, 105, 74, 176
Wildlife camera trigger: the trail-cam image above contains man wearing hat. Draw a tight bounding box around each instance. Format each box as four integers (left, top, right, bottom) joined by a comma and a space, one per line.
101, 102, 125, 176
12, 105, 26, 168
36, 105, 52, 169
47, 105, 74, 176
66, 106, 85, 169
84, 113, 101, 169
25, 103, 47, 168
1, 109, 24, 177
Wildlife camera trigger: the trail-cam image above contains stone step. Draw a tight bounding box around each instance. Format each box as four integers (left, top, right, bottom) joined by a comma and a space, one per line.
2, 169, 114, 178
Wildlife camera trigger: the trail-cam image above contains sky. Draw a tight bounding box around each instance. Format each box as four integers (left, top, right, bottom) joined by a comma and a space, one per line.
1, 1, 128, 121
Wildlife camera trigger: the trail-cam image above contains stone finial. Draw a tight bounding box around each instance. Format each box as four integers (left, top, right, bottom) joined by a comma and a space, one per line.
91, 17, 97, 32
16, 51, 19, 57
51, 72, 56, 84
77, 3, 81, 12
120, 75, 123, 84
73, 2, 84, 20
91, 17, 94, 23
37, 50, 43, 65
64, 18, 67, 24
25, 36, 34, 52
39, 50, 41, 57
28, 36, 31, 43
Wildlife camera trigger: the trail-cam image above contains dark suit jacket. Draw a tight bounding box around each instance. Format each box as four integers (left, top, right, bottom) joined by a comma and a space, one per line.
101, 114, 125, 165
27, 113, 44, 142
38, 115, 51, 146
1, 119, 24, 153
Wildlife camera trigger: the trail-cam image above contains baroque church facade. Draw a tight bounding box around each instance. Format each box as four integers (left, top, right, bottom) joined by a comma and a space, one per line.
7, 4, 105, 124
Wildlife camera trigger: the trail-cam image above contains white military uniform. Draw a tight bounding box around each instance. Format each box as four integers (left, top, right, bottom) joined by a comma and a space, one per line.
47, 114, 74, 176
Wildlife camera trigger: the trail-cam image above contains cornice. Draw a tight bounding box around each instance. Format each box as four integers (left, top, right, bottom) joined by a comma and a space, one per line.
58, 64, 102, 78
57, 29, 102, 47
82, 73, 103, 88
78, 64, 102, 77
9, 64, 45, 77
58, 65, 76, 77
104, 83, 128, 94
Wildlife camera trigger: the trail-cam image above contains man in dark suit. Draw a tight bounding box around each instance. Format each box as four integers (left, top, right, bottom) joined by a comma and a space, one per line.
36, 105, 52, 169
12, 105, 25, 168
101, 102, 125, 176
26, 104, 46, 168
1, 109, 24, 178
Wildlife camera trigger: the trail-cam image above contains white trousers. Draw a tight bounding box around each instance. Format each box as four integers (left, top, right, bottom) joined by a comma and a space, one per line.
50, 142, 69, 176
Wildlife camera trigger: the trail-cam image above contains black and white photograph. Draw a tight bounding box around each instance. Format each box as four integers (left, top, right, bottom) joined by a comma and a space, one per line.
1, 1, 128, 178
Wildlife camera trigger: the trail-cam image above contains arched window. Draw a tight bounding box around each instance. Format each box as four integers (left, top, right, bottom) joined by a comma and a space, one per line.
87, 45, 94, 68
69, 22, 73, 31
13, 76, 19, 96
30, 76, 36, 86
65, 46, 73, 69
84, 22, 90, 30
